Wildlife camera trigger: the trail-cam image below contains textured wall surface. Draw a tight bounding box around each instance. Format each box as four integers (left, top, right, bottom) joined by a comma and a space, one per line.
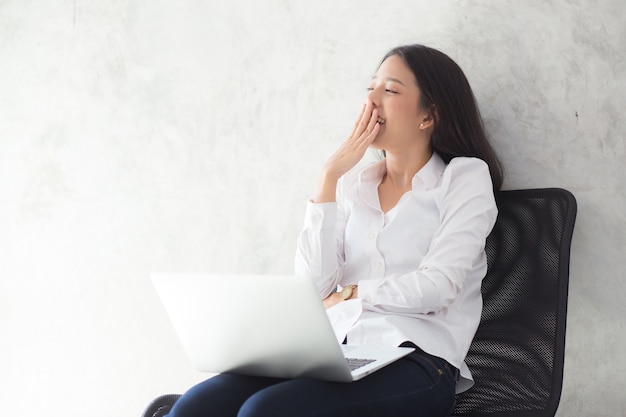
0, 1, 624, 416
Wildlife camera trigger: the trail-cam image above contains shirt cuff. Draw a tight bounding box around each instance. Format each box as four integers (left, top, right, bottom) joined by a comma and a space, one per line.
356, 278, 377, 305
304, 200, 337, 231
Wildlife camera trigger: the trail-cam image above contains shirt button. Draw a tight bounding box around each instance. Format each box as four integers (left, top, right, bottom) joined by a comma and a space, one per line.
314, 213, 322, 220
374, 261, 382, 269
368, 233, 376, 240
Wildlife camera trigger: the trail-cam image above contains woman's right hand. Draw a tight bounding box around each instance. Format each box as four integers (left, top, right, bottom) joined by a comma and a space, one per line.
312, 100, 381, 203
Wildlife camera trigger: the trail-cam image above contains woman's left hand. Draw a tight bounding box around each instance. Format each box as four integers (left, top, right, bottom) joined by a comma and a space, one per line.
323, 287, 359, 309
323, 292, 342, 309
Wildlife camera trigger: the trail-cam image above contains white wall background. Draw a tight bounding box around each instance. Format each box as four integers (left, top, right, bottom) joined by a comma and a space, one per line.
0, 0, 624, 416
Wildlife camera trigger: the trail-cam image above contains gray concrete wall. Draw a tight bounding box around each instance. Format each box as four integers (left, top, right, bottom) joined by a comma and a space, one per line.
0, 1, 623, 415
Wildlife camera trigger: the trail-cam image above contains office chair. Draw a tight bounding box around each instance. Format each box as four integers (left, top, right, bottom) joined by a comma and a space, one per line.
142, 188, 577, 417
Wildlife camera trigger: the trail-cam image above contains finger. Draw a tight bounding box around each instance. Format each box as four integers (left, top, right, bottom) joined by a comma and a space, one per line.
357, 108, 379, 143
351, 100, 374, 138
358, 111, 381, 147
347, 102, 366, 139
363, 119, 381, 146
350, 102, 366, 132
367, 107, 379, 131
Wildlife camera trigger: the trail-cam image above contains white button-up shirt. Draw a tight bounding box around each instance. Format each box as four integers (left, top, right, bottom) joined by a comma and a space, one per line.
295, 153, 497, 393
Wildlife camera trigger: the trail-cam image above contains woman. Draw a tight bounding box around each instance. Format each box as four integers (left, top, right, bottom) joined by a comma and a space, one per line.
167, 44, 502, 417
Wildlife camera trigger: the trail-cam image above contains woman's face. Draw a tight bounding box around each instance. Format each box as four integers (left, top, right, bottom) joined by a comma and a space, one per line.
367, 54, 428, 151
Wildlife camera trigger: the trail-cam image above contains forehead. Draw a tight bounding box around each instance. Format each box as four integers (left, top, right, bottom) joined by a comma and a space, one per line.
373, 55, 417, 85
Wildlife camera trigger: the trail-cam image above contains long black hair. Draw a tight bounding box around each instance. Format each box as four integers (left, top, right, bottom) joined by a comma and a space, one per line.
381, 44, 504, 190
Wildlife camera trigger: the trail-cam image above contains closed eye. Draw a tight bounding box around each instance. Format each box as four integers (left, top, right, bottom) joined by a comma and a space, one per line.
366, 87, 399, 93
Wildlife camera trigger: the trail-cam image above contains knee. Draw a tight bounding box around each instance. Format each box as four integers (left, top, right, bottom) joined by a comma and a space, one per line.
237, 389, 285, 417
166, 374, 249, 417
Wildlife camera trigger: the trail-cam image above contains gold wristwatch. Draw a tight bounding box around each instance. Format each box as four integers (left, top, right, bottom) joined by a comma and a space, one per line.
339, 285, 357, 300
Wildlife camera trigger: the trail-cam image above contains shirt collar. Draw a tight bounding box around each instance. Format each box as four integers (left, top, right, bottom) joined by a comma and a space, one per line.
357, 152, 446, 191
412, 152, 446, 191
358, 158, 387, 183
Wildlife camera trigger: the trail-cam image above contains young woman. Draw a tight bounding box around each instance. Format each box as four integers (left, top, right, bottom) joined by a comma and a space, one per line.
166, 44, 502, 417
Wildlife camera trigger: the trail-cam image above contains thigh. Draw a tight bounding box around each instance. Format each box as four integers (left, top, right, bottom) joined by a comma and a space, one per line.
166, 373, 286, 417
238, 351, 457, 417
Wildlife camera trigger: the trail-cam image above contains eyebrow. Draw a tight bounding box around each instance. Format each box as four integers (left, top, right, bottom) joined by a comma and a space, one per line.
371, 76, 406, 86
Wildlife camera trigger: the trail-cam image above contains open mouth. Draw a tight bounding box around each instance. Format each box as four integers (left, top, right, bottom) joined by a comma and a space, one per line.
377, 117, 385, 125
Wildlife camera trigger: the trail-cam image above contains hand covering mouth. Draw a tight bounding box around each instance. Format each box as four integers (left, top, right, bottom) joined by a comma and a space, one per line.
377, 116, 386, 124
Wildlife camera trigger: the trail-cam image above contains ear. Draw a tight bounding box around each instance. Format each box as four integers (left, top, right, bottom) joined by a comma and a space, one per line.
419, 105, 438, 129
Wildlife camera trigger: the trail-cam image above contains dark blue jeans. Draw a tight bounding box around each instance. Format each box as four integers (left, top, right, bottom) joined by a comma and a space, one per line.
166, 348, 458, 417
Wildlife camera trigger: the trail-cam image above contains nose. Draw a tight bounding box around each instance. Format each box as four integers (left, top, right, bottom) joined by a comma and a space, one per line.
367, 86, 382, 108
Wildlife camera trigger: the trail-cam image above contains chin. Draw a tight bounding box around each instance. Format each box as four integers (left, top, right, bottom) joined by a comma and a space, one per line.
370, 135, 387, 150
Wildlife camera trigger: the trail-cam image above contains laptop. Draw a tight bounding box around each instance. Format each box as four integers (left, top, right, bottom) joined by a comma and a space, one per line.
152, 273, 414, 382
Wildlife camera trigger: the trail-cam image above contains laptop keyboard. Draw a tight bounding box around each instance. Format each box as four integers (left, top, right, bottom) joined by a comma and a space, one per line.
346, 357, 376, 371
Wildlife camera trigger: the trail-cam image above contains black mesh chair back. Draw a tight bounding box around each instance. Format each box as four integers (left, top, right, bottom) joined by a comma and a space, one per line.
452, 188, 577, 417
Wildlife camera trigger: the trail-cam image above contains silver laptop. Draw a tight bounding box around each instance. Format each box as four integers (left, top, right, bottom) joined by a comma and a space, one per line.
152, 273, 414, 382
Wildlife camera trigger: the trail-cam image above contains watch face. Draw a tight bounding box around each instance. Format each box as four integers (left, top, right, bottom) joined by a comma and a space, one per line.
340, 286, 353, 300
